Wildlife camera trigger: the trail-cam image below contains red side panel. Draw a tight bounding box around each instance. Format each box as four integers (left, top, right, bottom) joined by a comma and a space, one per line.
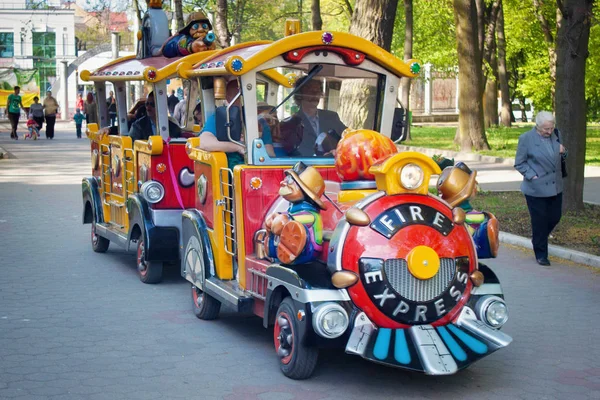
148, 143, 195, 210
194, 162, 215, 229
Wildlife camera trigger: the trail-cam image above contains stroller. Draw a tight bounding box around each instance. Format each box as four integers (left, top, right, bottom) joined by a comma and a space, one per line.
25, 115, 40, 140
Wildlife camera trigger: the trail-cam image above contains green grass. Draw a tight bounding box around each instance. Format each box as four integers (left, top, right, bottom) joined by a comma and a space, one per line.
406, 125, 600, 165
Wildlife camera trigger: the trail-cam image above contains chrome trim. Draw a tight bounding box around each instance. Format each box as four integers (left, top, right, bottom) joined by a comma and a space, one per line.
345, 312, 376, 357
204, 278, 240, 306
471, 283, 503, 296
267, 275, 350, 303
329, 191, 386, 271
95, 223, 128, 248
455, 306, 513, 349
409, 325, 458, 375
140, 180, 165, 204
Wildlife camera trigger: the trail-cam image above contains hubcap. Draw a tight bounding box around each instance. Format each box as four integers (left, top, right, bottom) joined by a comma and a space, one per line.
137, 241, 147, 274
91, 222, 98, 246
193, 286, 203, 308
274, 312, 294, 364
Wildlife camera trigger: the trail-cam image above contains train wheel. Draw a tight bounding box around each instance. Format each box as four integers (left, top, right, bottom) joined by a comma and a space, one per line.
91, 221, 109, 253
273, 297, 318, 380
191, 284, 221, 320
136, 237, 163, 284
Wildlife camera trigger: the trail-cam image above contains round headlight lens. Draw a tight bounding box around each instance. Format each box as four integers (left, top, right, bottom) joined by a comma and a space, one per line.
140, 181, 165, 204
485, 300, 508, 328
313, 303, 349, 339
399, 163, 424, 189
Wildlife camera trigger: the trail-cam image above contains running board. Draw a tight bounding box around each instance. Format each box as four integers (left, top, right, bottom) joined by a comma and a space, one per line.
95, 222, 129, 248
204, 277, 254, 313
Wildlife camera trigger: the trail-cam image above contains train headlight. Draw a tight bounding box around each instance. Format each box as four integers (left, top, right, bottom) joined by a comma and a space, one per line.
313, 303, 349, 339
140, 181, 165, 204
399, 163, 424, 190
476, 296, 509, 329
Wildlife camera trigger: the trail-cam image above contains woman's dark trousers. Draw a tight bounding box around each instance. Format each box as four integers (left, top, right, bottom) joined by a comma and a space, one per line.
525, 193, 563, 260
45, 116, 56, 139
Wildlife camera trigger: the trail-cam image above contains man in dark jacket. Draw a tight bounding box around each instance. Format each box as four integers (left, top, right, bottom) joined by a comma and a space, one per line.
128, 91, 181, 141
167, 90, 179, 116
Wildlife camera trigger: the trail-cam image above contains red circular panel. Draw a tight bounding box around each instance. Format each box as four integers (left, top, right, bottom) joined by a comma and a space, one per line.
341, 194, 477, 329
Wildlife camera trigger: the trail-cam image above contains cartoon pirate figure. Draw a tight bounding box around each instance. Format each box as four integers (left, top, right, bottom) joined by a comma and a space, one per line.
265, 162, 327, 265
161, 11, 216, 58
437, 162, 500, 259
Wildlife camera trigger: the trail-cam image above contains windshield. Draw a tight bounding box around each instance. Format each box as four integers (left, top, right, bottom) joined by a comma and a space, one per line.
257, 63, 384, 159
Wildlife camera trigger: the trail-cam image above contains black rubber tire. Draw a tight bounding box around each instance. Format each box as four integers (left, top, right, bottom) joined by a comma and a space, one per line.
273, 297, 318, 380
137, 237, 163, 284
191, 284, 221, 320
91, 221, 110, 253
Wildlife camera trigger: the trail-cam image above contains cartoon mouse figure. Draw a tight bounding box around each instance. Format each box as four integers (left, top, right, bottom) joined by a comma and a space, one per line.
161, 12, 216, 58
437, 162, 500, 259
265, 162, 327, 265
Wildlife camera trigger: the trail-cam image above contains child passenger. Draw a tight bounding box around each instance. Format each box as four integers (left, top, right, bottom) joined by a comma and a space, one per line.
74, 108, 85, 138
25, 114, 39, 140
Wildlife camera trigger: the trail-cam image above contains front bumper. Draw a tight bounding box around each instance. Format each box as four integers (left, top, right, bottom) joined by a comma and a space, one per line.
345, 307, 512, 375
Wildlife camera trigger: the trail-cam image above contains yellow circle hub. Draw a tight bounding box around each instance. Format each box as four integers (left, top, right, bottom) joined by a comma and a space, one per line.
407, 245, 440, 280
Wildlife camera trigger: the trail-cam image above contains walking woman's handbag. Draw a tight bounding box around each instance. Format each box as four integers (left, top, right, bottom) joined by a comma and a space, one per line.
554, 128, 568, 178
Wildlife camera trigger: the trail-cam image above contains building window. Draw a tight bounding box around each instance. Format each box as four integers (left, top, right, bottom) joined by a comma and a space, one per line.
0, 33, 14, 58
32, 32, 56, 59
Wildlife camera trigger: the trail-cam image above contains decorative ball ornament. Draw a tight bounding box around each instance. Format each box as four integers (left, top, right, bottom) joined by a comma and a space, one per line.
231, 58, 243, 72
144, 67, 158, 81
285, 72, 298, 86
410, 61, 421, 75
321, 32, 334, 45
334, 129, 398, 181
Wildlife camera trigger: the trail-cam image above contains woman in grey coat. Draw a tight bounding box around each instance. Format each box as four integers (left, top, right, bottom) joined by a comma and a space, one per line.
514, 111, 566, 266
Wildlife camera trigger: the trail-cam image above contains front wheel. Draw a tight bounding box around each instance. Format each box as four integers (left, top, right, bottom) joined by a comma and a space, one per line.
137, 237, 163, 284
91, 221, 109, 253
273, 297, 318, 380
191, 284, 221, 320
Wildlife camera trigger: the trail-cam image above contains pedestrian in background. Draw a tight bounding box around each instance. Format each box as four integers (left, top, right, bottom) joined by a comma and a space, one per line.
43, 91, 59, 140
167, 89, 179, 116
29, 96, 44, 133
75, 93, 84, 114
85, 93, 98, 126
107, 91, 117, 126
514, 111, 566, 266
73, 108, 85, 139
6, 86, 24, 140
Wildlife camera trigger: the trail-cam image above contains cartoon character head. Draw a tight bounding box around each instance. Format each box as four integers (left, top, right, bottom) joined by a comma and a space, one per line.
180, 11, 212, 37
437, 162, 478, 207
281, 162, 326, 210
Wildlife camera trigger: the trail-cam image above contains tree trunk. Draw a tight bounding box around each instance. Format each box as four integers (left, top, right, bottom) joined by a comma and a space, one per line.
311, 0, 323, 30
132, 0, 143, 29
484, 35, 498, 128
173, 0, 184, 32
453, 0, 490, 150
555, 0, 593, 211
496, 0, 511, 127
400, 0, 413, 140
519, 97, 527, 122
339, 0, 399, 129
215, 0, 231, 48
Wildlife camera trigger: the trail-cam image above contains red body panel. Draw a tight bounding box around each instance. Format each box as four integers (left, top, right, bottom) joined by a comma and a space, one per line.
341, 194, 477, 329
146, 143, 195, 210
193, 162, 215, 229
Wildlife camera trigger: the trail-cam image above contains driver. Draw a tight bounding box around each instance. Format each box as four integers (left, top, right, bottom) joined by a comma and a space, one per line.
292, 76, 346, 157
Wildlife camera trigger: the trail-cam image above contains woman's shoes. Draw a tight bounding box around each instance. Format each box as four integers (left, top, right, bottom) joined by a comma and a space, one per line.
536, 258, 551, 266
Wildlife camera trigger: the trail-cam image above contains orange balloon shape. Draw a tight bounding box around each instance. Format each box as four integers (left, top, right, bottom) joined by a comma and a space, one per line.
335, 129, 398, 181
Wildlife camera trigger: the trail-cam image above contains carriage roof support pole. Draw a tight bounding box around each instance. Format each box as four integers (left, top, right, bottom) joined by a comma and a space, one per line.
95, 81, 109, 128
153, 80, 170, 141
115, 81, 129, 135
60, 60, 69, 121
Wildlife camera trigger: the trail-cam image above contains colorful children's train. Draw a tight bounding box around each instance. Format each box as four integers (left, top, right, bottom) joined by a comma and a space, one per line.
81, 2, 511, 379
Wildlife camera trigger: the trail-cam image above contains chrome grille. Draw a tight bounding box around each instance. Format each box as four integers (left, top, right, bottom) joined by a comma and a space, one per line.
384, 258, 456, 302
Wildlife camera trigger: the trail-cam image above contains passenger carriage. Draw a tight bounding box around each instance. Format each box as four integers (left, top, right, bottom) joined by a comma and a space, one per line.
175, 26, 512, 379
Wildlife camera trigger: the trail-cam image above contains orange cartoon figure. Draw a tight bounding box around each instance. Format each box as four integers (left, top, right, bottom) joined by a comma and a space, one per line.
264, 162, 327, 265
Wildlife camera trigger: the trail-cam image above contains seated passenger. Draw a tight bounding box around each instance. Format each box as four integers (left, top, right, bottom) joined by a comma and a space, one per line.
292, 76, 346, 157
257, 102, 277, 157
128, 91, 182, 141
198, 80, 246, 169
192, 102, 202, 124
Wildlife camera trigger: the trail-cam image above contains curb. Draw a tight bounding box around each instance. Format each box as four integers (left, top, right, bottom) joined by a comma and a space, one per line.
396, 144, 516, 166
500, 231, 600, 269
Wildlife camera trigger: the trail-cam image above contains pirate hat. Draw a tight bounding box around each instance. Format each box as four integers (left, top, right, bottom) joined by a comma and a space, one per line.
437, 162, 478, 207
285, 162, 326, 210
179, 11, 212, 36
